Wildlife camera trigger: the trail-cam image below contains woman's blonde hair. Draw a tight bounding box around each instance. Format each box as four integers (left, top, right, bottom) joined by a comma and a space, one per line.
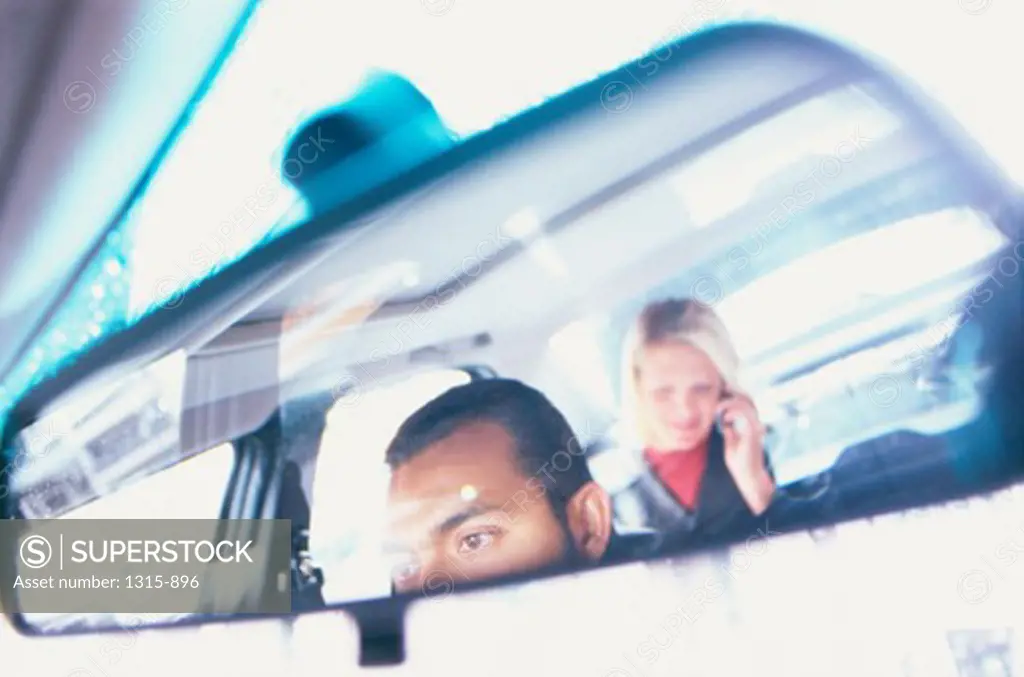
620, 298, 743, 446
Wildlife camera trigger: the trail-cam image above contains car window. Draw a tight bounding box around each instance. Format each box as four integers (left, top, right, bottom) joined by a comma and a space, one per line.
584, 203, 1011, 492
309, 368, 473, 603
715, 208, 1006, 363
667, 83, 903, 228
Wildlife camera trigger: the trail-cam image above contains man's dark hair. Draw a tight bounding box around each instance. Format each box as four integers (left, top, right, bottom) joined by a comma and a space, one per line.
385, 378, 595, 515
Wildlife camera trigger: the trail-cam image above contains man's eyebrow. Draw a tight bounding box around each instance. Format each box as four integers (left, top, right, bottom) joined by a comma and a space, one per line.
435, 503, 504, 535
382, 501, 506, 554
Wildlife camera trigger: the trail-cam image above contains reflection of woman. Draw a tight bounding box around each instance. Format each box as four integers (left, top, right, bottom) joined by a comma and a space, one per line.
615, 298, 776, 541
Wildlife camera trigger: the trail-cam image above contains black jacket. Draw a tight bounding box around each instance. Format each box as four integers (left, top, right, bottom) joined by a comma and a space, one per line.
602, 429, 776, 549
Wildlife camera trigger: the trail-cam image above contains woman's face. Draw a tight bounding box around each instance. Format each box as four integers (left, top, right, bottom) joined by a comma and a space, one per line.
635, 341, 724, 452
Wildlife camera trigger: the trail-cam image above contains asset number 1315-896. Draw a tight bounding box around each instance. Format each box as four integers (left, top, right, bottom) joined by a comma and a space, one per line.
124, 575, 199, 589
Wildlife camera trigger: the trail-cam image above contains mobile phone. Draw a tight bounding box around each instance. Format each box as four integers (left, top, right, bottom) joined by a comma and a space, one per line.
714, 391, 730, 433
714, 391, 749, 434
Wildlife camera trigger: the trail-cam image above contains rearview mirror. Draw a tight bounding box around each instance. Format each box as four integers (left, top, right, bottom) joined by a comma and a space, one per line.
3, 21, 1022, 667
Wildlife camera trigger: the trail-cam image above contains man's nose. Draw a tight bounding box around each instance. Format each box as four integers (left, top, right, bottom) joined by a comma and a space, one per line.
396, 548, 449, 595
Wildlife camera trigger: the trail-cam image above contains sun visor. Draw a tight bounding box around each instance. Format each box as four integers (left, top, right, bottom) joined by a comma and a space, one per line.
180, 320, 282, 457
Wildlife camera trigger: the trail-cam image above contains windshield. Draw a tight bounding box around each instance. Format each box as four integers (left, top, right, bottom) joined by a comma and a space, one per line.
6, 52, 1022, 633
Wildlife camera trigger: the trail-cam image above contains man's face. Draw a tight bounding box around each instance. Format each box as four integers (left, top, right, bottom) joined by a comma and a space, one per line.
385, 421, 571, 594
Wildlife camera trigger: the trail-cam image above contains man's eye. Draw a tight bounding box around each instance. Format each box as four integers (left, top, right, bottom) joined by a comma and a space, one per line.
457, 531, 496, 555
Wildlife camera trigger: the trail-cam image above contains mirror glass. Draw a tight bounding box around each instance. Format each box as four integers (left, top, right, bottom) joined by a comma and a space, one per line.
4, 30, 1022, 635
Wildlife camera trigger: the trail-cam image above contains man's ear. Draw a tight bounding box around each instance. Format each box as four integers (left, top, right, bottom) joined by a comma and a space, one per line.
565, 481, 613, 561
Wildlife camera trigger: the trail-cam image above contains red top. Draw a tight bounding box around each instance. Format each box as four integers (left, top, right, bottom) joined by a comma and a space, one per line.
643, 445, 709, 511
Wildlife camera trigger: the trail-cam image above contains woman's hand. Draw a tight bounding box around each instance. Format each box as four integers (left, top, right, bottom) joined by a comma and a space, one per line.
717, 395, 775, 515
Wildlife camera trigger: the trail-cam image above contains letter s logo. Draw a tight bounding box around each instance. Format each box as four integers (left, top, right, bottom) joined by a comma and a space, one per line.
20, 535, 51, 569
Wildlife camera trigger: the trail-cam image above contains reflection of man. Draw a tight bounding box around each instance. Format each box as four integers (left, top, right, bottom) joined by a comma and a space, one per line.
383, 379, 618, 594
